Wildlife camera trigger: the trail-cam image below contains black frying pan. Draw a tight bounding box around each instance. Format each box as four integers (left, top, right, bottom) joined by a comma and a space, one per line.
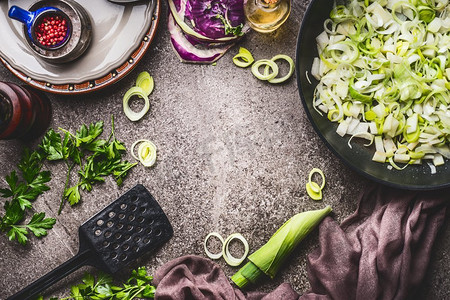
296, 0, 450, 190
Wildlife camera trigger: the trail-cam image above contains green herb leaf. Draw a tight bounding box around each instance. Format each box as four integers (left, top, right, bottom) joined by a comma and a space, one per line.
70, 285, 82, 299
7, 225, 29, 245
39, 267, 155, 300
96, 273, 113, 286
1, 201, 24, 226
16, 194, 33, 211
0, 147, 53, 245
40, 129, 65, 161
26, 212, 56, 237
76, 121, 104, 147
4, 171, 19, 195
142, 285, 156, 298
83, 272, 96, 288
2, 117, 135, 244
64, 185, 81, 206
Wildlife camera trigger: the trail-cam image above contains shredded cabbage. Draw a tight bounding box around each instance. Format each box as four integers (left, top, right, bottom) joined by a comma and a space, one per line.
167, 0, 246, 64
312, 0, 450, 169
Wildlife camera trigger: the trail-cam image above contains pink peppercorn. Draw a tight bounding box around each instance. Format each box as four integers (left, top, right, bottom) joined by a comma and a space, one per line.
35, 14, 69, 48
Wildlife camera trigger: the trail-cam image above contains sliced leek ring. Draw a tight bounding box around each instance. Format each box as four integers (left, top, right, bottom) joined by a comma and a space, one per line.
131, 139, 157, 167
123, 86, 150, 122
306, 182, 323, 200
306, 168, 326, 201
267, 54, 295, 84
309, 168, 326, 190
222, 233, 249, 267
251, 59, 279, 81
136, 71, 154, 96
233, 47, 254, 68
204, 232, 225, 260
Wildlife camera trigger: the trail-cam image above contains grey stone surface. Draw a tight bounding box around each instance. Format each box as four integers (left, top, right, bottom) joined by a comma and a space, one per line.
0, 1, 448, 299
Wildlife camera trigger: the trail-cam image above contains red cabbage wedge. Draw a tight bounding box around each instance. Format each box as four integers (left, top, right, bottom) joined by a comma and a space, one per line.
167, 0, 247, 64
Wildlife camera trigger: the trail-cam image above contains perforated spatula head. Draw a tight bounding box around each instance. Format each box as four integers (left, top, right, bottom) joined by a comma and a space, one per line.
7, 184, 173, 300
79, 183, 174, 273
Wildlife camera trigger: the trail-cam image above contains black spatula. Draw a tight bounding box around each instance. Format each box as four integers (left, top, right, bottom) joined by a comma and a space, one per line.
8, 184, 173, 300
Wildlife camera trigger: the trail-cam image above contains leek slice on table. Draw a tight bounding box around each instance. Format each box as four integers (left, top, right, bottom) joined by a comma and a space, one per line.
135, 71, 154, 96
123, 72, 155, 122
252, 59, 279, 81
233, 47, 254, 68
306, 168, 326, 201
231, 206, 332, 288
222, 233, 249, 266
233, 48, 295, 83
204, 232, 249, 266
123, 87, 150, 122
267, 54, 295, 84
131, 139, 157, 167
204, 232, 225, 260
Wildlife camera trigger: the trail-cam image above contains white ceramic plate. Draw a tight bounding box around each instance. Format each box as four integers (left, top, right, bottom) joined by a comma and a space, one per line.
0, 0, 160, 94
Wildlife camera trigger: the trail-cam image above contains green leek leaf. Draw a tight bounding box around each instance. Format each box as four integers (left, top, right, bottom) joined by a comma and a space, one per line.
232, 206, 332, 288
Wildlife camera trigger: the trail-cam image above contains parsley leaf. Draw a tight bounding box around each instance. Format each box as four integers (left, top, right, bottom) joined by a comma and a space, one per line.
75, 121, 104, 147
5, 212, 56, 245
64, 185, 81, 206
0, 148, 53, 245
27, 212, 56, 237
1, 116, 135, 244
40, 129, 65, 161
7, 225, 28, 245
2, 200, 24, 225
42, 267, 154, 299
39, 117, 135, 213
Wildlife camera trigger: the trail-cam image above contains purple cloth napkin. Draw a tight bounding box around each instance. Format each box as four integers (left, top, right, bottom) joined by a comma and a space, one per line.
152, 255, 299, 300
153, 184, 448, 300
302, 184, 448, 300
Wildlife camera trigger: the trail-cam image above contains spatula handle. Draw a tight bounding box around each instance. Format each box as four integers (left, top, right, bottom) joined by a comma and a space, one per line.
7, 249, 92, 300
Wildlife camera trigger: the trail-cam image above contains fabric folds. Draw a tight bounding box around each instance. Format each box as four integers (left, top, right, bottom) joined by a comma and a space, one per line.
303, 184, 448, 300
153, 255, 299, 300
153, 183, 448, 300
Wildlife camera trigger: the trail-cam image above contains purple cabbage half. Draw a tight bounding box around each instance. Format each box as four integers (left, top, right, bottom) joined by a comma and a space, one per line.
168, 12, 234, 63
167, 0, 246, 64
187, 0, 245, 39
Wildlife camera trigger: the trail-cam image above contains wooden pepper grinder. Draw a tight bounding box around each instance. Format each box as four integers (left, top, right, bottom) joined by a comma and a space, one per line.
0, 81, 51, 140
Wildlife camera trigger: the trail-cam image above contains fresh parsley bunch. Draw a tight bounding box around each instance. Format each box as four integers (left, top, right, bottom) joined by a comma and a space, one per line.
0, 149, 56, 245
0, 117, 136, 245
39, 117, 137, 214
38, 266, 155, 300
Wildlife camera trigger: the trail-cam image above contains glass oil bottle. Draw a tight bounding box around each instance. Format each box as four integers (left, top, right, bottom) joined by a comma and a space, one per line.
244, 0, 291, 33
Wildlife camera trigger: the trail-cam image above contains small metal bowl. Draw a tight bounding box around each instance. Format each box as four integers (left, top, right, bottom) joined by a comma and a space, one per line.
9, 0, 92, 64
9, 5, 72, 50
31, 9, 73, 51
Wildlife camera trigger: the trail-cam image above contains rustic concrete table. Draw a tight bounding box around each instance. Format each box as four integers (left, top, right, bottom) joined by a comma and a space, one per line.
0, 1, 448, 299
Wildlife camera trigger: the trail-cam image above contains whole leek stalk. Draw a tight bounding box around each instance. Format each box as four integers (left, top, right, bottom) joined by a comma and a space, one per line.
231, 206, 332, 288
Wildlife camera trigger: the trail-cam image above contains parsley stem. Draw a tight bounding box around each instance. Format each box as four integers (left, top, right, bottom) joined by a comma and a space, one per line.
58, 161, 75, 215
129, 286, 146, 299
108, 114, 116, 143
